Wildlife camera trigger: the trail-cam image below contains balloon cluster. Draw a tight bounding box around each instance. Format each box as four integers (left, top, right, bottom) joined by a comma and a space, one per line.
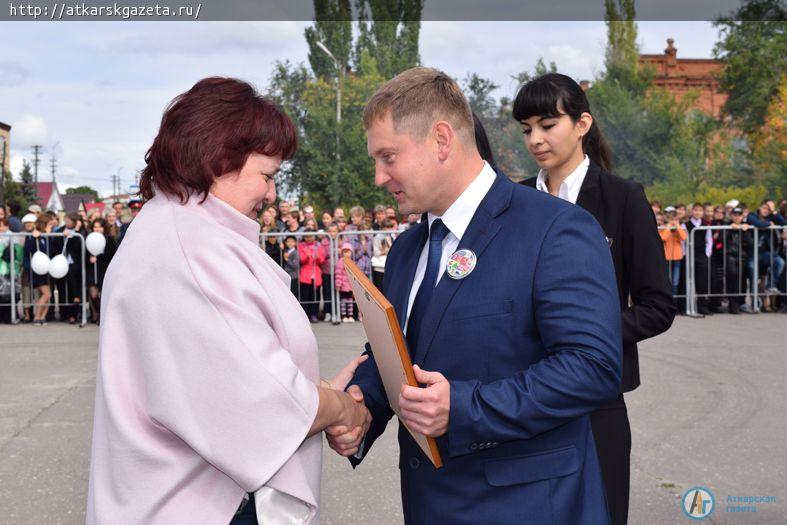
30, 232, 106, 278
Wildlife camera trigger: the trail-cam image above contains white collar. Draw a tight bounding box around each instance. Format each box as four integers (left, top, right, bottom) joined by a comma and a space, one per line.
427, 161, 496, 241
535, 155, 589, 205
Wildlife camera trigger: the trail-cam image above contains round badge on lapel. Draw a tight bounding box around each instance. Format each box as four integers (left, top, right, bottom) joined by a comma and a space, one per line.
446, 249, 477, 279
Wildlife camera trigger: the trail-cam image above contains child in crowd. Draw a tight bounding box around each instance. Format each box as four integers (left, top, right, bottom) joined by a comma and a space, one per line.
659, 209, 688, 297
24, 216, 54, 326
283, 235, 300, 297
334, 242, 355, 323
298, 228, 326, 323
86, 218, 117, 325
320, 224, 339, 322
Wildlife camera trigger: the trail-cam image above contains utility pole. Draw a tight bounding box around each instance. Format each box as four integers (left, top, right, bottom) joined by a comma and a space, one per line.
31, 144, 43, 203
50, 142, 59, 185
110, 173, 120, 200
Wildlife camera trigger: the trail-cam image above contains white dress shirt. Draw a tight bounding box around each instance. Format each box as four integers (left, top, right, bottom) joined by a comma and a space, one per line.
535, 155, 590, 205
403, 161, 497, 331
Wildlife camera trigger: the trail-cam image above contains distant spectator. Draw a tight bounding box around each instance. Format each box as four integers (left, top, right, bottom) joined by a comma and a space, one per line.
303, 205, 316, 227
722, 207, 754, 314
650, 199, 662, 216
7, 201, 23, 232
686, 203, 713, 315
676, 204, 686, 223
321, 211, 334, 230
0, 217, 24, 323
261, 223, 282, 265
86, 218, 117, 325
276, 200, 290, 231
119, 199, 143, 244
335, 217, 348, 232
385, 206, 397, 222
372, 205, 386, 230
23, 216, 53, 326
282, 235, 299, 296
704, 202, 716, 223
297, 228, 326, 322
319, 224, 339, 322
334, 242, 355, 323
659, 208, 687, 297
371, 219, 396, 289
333, 207, 346, 222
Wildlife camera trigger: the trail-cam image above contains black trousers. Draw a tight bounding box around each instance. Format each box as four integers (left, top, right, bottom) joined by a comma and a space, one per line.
590, 394, 631, 525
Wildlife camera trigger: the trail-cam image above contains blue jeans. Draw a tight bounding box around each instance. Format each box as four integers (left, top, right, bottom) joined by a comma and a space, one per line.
667, 260, 682, 296
759, 251, 786, 290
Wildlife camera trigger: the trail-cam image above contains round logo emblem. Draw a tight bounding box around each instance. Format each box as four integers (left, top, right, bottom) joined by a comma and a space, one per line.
682, 487, 715, 520
446, 249, 477, 280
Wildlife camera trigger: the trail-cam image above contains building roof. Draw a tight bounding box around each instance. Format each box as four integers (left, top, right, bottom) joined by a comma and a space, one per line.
62, 193, 96, 214
0, 121, 10, 132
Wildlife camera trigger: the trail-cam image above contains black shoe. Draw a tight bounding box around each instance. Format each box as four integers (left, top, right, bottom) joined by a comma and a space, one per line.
728, 303, 741, 314
698, 307, 712, 315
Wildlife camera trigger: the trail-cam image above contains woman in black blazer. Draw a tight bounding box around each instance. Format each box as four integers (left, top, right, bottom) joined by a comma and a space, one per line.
512, 73, 676, 525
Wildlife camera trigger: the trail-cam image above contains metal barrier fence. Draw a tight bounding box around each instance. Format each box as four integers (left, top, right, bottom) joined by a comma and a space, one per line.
683, 225, 786, 315
259, 229, 399, 323
0, 232, 89, 325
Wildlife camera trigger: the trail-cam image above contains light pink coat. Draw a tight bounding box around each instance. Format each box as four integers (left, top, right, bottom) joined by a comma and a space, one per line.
87, 192, 321, 524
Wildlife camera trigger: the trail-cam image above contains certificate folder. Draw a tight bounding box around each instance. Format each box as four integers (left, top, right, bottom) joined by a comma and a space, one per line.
343, 256, 443, 468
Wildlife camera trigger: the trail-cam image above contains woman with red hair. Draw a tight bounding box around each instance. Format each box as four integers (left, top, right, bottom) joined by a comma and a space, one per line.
87, 77, 369, 525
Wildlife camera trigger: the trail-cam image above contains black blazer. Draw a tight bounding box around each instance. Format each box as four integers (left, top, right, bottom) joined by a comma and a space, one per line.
522, 161, 676, 392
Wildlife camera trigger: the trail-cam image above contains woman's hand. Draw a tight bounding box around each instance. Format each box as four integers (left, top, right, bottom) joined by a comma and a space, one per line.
328, 354, 368, 392
90, 256, 97, 264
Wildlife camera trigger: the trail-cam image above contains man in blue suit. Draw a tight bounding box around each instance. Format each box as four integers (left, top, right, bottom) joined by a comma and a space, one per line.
327, 67, 622, 524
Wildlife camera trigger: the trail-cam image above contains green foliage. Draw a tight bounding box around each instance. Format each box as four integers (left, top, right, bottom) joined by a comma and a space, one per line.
646, 181, 768, 208
304, 0, 352, 79
65, 186, 99, 200
356, 0, 422, 79
18, 160, 37, 204
268, 5, 423, 208
713, 0, 787, 133
2, 171, 27, 211
604, 0, 638, 75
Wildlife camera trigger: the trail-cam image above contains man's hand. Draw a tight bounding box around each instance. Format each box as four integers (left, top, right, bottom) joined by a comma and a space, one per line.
326, 386, 371, 457
399, 365, 450, 438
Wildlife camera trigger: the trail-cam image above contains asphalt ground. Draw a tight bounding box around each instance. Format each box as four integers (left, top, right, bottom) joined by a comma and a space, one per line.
1, 314, 785, 524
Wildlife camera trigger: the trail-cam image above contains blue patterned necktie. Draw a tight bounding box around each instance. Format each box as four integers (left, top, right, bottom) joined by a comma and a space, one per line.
406, 219, 449, 357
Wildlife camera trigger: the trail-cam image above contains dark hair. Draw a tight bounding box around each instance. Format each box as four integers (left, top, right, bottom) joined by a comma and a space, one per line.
140, 77, 297, 203
91, 217, 110, 234
512, 73, 611, 171
8, 201, 21, 215
472, 112, 497, 170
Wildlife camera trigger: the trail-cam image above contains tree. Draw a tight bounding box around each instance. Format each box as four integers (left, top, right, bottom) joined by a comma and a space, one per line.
18, 160, 37, 205
66, 186, 99, 200
713, 0, 787, 133
750, 73, 787, 195
604, 0, 638, 78
304, 0, 352, 79
355, 0, 422, 79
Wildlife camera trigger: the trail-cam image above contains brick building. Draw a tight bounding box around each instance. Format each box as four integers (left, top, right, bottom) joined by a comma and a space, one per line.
639, 38, 727, 117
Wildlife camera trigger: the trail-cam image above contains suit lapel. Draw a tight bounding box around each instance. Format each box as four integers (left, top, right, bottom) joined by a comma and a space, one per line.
413, 172, 512, 366
576, 162, 602, 221
390, 221, 428, 330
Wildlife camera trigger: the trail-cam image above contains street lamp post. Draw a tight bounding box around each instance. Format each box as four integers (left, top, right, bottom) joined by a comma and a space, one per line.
316, 41, 342, 168
0, 136, 6, 208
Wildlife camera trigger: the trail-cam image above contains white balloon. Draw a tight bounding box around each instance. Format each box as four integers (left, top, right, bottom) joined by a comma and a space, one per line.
31, 251, 51, 275
49, 254, 69, 279
86, 232, 106, 256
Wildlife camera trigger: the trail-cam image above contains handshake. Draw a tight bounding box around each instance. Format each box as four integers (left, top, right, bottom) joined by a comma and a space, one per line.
320, 356, 372, 457
319, 356, 452, 457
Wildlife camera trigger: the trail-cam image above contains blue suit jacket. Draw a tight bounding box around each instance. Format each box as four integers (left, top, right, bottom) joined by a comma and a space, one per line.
350, 172, 622, 525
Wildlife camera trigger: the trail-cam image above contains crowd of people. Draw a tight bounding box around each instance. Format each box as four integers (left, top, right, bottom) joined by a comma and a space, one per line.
259, 200, 417, 323
0, 199, 142, 325
653, 197, 787, 314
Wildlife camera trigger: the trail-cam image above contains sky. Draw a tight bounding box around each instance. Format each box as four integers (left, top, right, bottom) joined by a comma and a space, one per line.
0, 20, 721, 196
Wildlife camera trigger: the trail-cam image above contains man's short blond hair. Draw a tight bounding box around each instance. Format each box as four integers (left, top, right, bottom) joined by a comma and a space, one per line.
363, 67, 474, 145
